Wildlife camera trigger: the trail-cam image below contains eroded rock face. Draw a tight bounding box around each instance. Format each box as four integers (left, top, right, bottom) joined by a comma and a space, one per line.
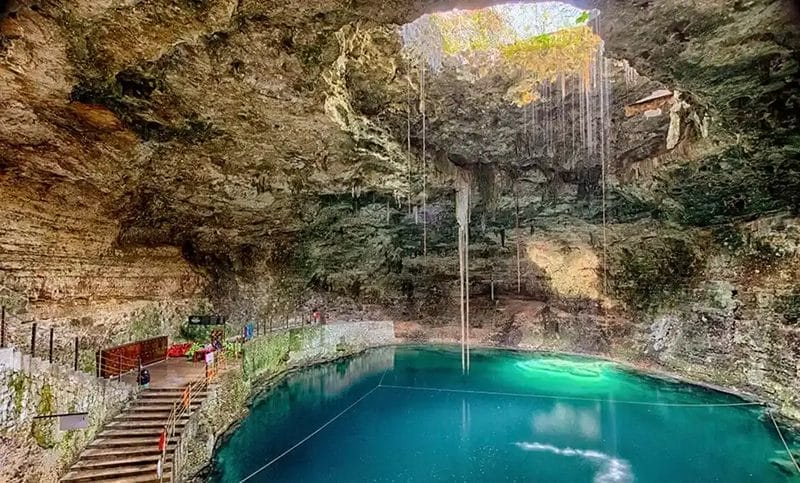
1, 0, 799, 429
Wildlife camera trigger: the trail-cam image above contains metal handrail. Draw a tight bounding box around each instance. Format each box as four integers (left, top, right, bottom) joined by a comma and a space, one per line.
160, 378, 206, 482
159, 350, 232, 482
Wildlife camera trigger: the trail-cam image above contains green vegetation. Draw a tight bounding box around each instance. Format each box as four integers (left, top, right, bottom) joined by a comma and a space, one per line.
244, 331, 292, 381
179, 324, 216, 343
403, 7, 602, 105
432, 10, 511, 54
31, 383, 56, 449
500, 26, 600, 82
127, 306, 163, 341
7, 373, 27, 415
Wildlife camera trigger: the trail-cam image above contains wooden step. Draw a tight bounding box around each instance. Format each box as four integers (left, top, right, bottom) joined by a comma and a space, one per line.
79, 445, 176, 460
108, 419, 187, 430
61, 379, 208, 482
138, 391, 207, 399
60, 461, 171, 482
62, 474, 170, 483
125, 405, 184, 412
131, 397, 204, 405
116, 412, 173, 420
88, 436, 177, 449
98, 428, 180, 438
72, 453, 172, 469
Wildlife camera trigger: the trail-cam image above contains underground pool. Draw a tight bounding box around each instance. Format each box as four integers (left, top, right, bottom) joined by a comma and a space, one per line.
210, 346, 799, 482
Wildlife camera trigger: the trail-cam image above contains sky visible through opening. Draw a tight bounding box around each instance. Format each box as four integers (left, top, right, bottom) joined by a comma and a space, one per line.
401, 1, 593, 71
477, 2, 588, 39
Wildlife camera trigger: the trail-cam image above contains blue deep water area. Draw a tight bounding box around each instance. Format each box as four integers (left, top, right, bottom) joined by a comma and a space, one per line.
211, 346, 800, 482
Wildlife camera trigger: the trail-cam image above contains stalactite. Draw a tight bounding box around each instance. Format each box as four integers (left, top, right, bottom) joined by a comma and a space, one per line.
459, 217, 465, 373
622, 55, 639, 87
465, 204, 470, 374
456, 168, 471, 375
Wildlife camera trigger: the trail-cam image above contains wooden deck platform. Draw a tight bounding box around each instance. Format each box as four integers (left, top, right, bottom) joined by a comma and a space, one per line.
120, 357, 206, 388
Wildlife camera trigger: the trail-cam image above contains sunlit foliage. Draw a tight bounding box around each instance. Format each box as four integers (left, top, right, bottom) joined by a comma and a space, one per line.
401, 3, 601, 105
432, 9, 513, 55
502, 26, 602, 103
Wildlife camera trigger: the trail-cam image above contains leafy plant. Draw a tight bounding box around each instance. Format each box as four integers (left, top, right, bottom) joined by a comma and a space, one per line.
402, 6, 602, 105
575, 11, 590, 24
179, 324, 215, 343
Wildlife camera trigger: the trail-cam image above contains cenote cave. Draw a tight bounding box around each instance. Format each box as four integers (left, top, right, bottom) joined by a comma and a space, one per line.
0, 0, 799, 482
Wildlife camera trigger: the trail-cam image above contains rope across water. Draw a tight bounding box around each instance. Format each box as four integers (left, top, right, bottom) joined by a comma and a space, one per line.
239, 368, 390, 482
769, 411, 800, 475
237, 372, 793, 483
378, 383, 764, 408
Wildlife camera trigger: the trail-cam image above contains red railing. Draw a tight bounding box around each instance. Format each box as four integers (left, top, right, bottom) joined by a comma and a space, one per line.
97, 336, 168, 378
161, 350, 231, 482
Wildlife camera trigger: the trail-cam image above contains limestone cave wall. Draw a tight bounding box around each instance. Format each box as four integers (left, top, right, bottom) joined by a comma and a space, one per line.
0, 0, 799, 424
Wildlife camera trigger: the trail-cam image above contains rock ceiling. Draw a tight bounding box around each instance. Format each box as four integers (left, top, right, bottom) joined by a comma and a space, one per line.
1, 0, 798, 267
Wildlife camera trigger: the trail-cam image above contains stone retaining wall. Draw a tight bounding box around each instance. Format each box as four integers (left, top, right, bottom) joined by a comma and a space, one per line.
178, 321, 395, 481
0, 348, 137, 482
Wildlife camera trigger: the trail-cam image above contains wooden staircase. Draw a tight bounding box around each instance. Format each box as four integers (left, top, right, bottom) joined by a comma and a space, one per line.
61, 386, 208, 483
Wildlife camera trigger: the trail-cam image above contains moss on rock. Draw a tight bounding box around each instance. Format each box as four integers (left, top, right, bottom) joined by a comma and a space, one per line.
608, 229, 704, 310
30, 383, 56, 449
7, 373, 27, 416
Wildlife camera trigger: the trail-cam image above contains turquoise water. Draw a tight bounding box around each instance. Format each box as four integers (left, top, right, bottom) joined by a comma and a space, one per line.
211, 346, 800, 482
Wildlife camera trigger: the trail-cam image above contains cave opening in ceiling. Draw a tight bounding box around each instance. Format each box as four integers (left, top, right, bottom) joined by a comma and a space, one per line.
397, 1, 614, 182
398, 2, 615, 374
397, 1, 617, 227
401, 2, 602, 104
